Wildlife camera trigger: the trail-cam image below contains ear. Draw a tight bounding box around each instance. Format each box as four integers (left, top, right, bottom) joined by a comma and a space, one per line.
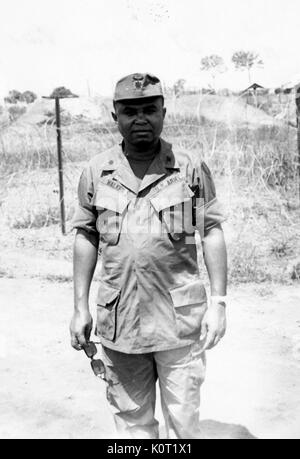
162, 107, 167, 119
111, 112, 118, 122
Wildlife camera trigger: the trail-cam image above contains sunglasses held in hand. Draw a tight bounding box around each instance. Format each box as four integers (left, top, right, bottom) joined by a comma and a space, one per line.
82, 342, 106, 381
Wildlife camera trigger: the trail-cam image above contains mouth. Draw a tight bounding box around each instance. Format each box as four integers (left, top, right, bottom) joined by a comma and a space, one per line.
132, 130, 151, 133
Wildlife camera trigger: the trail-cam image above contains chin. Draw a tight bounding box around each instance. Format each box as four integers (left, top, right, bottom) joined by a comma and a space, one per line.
133, 139, 153, 148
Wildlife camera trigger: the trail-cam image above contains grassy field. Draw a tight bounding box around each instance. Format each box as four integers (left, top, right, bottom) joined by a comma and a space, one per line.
1, 95, 299, 441
0, 96, 299, 286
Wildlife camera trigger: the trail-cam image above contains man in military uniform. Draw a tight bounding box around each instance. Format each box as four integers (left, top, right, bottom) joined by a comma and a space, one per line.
70, 73, 228, 439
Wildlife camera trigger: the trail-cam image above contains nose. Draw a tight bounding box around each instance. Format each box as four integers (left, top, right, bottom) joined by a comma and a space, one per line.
135, 110, 147, 124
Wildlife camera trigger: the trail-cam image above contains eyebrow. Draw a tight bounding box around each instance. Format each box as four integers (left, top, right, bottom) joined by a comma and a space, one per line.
121, 104, 158, 110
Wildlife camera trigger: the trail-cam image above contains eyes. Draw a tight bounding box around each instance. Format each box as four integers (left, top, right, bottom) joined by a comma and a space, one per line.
123, 108, 136, 116
122, 106, 158, 117
144, 107, 157, 115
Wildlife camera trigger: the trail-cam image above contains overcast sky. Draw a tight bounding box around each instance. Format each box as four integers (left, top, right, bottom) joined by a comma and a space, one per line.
0, 0, 299, 98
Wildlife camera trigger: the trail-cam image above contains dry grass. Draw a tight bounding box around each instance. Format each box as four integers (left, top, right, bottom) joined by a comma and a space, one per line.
0, 120, 120, 176
0, 95, 299, 285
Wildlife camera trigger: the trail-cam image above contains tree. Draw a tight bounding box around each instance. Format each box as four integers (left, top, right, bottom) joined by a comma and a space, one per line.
232, 51, 264, 85
50, 86, 74, 98
200, 55, 226, 89
22, 90, 37, 104
4, 90, 23, 104
4, 89, 37, 104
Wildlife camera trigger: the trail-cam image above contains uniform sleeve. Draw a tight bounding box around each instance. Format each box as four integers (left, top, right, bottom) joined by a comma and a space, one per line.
71, 165, 99, 236
195, 161, 227, 234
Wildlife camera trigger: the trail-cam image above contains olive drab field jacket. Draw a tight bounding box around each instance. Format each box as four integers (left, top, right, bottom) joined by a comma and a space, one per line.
72, 138, 226, 353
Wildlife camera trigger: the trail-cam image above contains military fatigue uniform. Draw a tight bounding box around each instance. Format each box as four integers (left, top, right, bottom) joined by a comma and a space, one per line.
72, 138, 225, 438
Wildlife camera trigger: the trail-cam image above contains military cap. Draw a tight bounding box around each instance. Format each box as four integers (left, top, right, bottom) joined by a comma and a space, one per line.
113, 73, 164, 102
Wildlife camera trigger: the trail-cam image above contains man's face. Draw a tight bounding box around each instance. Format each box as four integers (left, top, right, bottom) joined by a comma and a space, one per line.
112, 97, 166, 148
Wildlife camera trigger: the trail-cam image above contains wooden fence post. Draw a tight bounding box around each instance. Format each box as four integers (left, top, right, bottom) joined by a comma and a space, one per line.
42, 92, 78, 235
296, 86, 300, 201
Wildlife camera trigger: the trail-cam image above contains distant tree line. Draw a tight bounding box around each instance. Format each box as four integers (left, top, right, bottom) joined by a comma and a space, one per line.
274, 87, 294, 95
200, 50, 264, 89
4, 90, 37, 104
165, 50, 265, 97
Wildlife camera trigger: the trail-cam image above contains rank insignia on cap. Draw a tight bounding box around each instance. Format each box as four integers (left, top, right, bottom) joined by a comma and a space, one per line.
113, 72, 164, 102
133, 74, 144, 89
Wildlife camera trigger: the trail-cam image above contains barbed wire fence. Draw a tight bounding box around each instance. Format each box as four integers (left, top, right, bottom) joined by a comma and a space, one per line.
0, 90, 298, 232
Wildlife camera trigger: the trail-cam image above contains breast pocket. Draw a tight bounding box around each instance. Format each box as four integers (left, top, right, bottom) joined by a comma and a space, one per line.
94, 182, 130, 245
169, 279, 207, 339
96, 281, 121, 341
150, 180, 194, 241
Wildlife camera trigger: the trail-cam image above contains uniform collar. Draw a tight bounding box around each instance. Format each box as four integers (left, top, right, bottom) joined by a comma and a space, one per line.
137, 139, 180, 193
159, 138, 180, 170
101, 145, 124, 172
100, 139, 180, 194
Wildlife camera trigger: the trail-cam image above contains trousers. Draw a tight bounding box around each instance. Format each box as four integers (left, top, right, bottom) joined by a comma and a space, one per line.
101, 342, 206, 439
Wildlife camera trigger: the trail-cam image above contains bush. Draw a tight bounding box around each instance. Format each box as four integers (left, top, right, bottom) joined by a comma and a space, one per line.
8, 105, 26, 121
5, 90, 23, 104
4, 89, 37, 104
50, 86, 74, 98
22, 91, 37, 104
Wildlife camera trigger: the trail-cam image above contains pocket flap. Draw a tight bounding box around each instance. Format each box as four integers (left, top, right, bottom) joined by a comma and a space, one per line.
150, 181, 194, 213
169, 279, 207, 308
94, 181, 129, 214
97, 281, 120, 307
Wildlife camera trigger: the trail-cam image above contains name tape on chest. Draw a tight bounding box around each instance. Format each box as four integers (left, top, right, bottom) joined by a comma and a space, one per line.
152, 174, 186, 195
105, 178, 124, 192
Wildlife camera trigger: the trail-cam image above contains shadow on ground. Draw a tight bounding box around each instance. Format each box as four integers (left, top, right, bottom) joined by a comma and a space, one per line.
159, 419, 257, 439
200, 419, 257, 439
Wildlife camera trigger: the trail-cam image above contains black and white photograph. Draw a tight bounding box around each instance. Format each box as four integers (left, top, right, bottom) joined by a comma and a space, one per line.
0, 0, 299, 441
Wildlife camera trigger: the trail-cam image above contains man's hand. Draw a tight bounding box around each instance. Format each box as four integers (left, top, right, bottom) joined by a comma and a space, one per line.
70, 309, 93, 351
71, 230, 98, 351
200, 301, 226, 351
202, 224, 227, 351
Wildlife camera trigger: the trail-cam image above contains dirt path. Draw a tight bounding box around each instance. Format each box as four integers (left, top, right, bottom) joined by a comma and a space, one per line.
0, 277, 299, 439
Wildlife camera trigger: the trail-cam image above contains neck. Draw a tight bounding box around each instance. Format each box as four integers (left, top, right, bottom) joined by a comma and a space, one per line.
123, 139, 160, 161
